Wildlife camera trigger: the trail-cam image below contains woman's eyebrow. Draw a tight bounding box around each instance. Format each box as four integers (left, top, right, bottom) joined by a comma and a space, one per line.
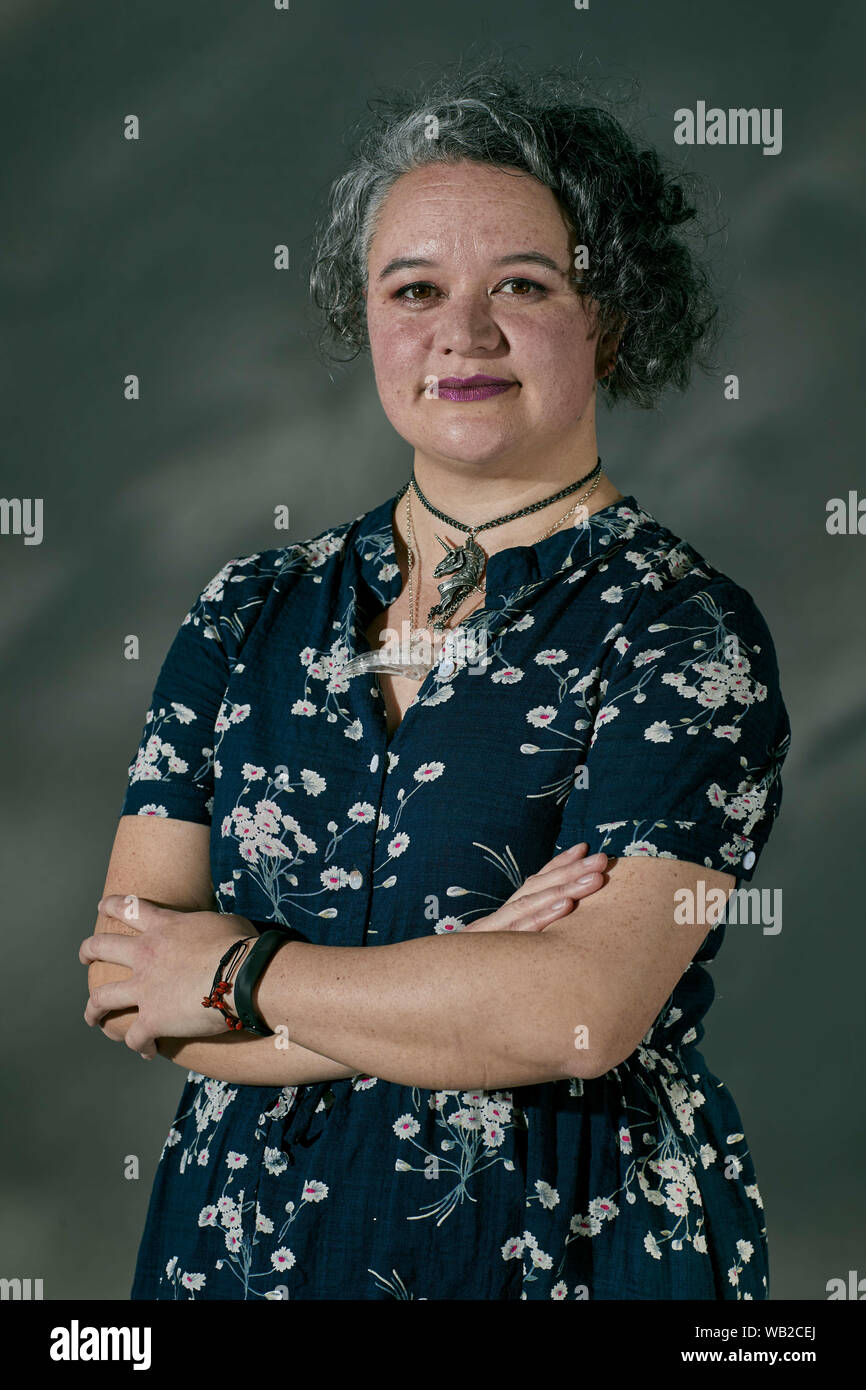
376, 251, 566, 281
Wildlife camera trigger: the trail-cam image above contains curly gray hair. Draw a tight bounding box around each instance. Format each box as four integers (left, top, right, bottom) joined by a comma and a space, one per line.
308, 55, 724, 410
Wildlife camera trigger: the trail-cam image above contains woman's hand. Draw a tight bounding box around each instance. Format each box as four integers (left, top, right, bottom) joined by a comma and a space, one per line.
80, 897, 255, 1059
460, 842, 609, 933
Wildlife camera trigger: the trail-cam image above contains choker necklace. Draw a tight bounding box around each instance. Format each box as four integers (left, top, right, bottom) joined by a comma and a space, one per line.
342, 458, 603, 681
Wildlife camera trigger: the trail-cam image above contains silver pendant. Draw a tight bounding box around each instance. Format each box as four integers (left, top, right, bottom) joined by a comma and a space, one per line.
427, 532, 486, 629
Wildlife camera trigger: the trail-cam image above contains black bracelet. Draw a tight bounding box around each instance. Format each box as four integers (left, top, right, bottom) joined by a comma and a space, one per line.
232, 929, 295, 1036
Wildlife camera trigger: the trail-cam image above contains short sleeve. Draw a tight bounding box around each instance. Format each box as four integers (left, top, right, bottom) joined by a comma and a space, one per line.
119, 557, 256, 825
555, 580, 792, 883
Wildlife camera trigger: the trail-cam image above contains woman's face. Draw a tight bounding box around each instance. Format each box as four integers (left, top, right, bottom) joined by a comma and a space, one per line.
363, 159, 609, 474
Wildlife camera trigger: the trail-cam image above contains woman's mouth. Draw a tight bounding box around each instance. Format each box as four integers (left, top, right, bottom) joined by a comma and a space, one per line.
433, 375, 517, 402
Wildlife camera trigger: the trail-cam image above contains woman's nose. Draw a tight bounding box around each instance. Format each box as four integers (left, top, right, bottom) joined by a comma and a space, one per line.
431, 292, 503, 356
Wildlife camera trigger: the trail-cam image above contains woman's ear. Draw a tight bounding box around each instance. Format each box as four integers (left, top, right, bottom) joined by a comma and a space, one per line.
595, 315, 628, 375
594, 334, 617, 377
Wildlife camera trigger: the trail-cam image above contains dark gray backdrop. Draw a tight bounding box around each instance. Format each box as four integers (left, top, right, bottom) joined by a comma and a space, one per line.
2, 0, 863, 1300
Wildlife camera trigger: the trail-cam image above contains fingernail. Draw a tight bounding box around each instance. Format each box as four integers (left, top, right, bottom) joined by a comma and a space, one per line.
577, 873, 595, 885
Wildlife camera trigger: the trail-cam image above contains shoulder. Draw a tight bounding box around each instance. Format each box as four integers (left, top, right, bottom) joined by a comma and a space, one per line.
183, 506, 374, 654
594, 500, 791, 755
605, 499, 782, 668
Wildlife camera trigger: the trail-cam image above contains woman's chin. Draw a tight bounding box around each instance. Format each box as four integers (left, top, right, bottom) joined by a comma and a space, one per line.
411, 430, 527, 470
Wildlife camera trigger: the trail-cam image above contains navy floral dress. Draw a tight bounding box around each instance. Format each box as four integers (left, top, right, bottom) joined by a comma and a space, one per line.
120, 486, 791, 1300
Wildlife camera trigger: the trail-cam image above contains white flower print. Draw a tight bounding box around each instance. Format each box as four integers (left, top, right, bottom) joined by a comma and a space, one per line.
413, 761, 444, 782
263, 1148, 288, 1176
393, 1114, 420, 1140
532, 1181, 560, 1210
300, 769, 326, 795
301, 1180, 329, 1202
526, 705, 558, 728
391, 1090, 523, 1226
502, 1236, 524, 1261
644, 720, 673, 743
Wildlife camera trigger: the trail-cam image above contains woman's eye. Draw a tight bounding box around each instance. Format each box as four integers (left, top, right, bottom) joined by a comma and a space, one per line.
393, 277, 546, 305
394, 282, 437, 303
498, 278, 545, 296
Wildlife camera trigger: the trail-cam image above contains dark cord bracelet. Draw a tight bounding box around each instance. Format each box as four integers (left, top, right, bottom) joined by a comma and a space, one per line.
232, 929, 295, 1036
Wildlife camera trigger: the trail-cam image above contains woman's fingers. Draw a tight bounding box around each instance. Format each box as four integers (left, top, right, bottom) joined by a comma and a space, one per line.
84, 980, 139, 1027
509, 850, 608, 905
518, 872, 606, 928
79, 932, 134, 966
462, 864, 608, 932
460, 847, 612, 932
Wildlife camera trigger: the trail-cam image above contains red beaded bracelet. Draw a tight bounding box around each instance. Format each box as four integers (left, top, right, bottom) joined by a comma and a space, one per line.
201, 936, 255, 1031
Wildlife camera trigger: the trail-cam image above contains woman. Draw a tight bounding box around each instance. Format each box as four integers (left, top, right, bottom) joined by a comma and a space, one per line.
82, 61, 791, 1300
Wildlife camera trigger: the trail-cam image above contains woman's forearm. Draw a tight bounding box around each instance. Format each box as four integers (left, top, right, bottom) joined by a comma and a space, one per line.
252, 933, 586, 1090
156, 1030, 360, 1086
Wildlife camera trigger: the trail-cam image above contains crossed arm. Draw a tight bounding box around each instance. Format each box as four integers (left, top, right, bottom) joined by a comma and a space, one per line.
88, 817, 357, 1088
87, 816, 734, 1091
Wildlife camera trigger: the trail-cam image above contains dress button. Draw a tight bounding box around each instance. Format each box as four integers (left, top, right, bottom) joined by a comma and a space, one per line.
742, 851, 756, 870
348, 869, 363, 889
370, 753, 379, 773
